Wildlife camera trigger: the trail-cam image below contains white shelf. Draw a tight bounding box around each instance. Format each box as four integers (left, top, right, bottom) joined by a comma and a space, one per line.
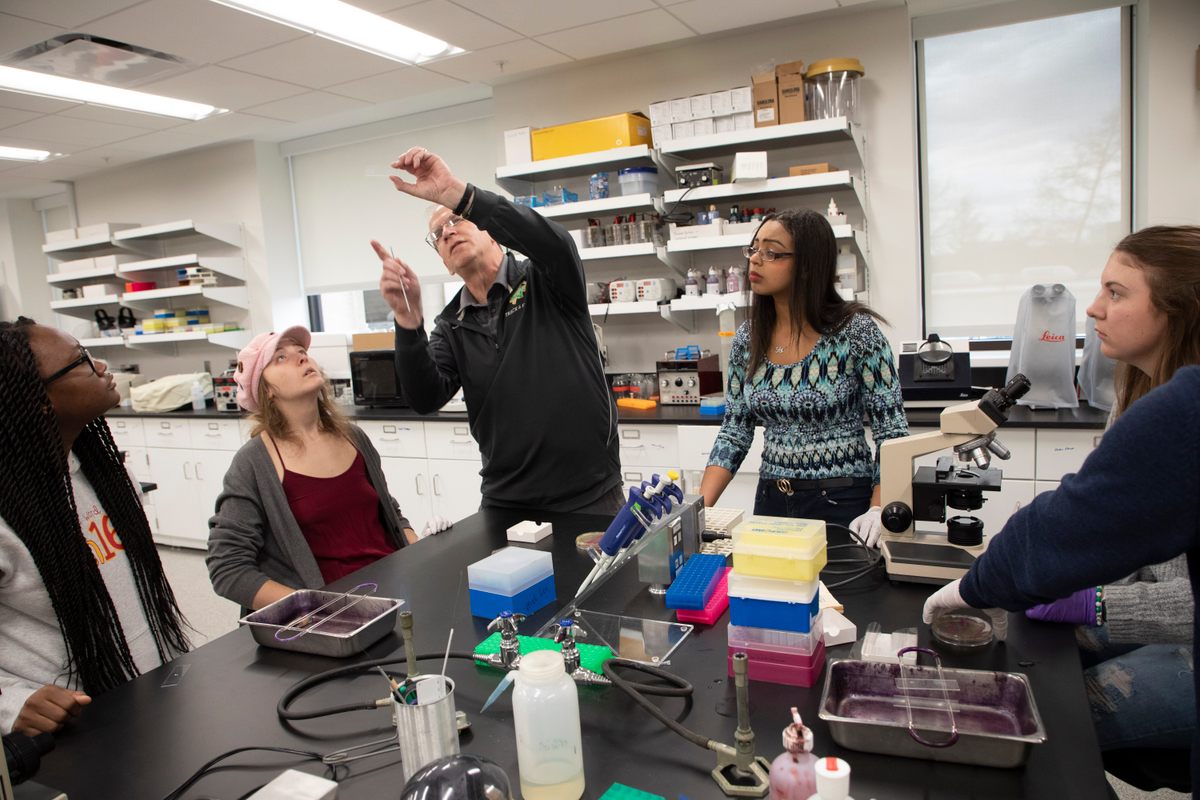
120, 285, 250, 311
658, 117, 854, 157
666, 225, 868, 265
124, 330, 249, 348
579, 242, 658, 261
663, 172, 855, 205
588, 300, 667, 317
670, 292, 752, 311
536, 193, 657, 221
118, 254, 245, 282
46, 266, 118, 287
113, 220, 242, 248
79, 337, 127, 348
50, 294, 121, 316
497, 145, 656, 185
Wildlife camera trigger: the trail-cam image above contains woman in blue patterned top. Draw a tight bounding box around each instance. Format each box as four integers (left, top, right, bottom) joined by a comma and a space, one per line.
700, 209, 908, 543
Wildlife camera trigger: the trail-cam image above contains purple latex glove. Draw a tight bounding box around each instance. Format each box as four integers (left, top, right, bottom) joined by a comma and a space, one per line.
1025, 587, 1098, 625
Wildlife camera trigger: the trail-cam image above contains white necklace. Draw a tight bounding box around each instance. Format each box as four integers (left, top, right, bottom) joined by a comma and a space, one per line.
773, 345, 785, 354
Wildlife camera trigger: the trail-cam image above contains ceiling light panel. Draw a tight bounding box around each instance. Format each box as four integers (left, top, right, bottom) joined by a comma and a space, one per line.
0, 66, 227, 120
209, 0, 465, 64
0, 145, 59, 161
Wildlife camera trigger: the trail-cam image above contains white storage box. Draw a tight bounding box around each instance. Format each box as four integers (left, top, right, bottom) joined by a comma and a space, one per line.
58, 257, 96, 273
467, 547, 553, 596
690, 93, 714, 119
651, 124, 673, 144
504, 127, 533, 165
730, 86, 753, 113
733, 151, 769, 182
669, 98, 692, 122
693, 118, 715, 137
649, 101, 671, 127
734, 113, 754, 130
672, 121, 695, 139
728, 572, 819, 605
714, 115, 736, 134
710, 90, 733, 116
93, 254, 137, 270
669, 221, 726, 240
617, 167, 658, 196
45, 228, 77, 244
75, 223, 134, 239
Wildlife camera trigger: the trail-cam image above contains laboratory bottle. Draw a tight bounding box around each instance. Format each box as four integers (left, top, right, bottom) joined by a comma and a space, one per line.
512, 650, 585, 800
624, 214, 640, 244
708, 204, 722, 224
190, 380, 206, 411
706, 266, 723, 295
685, 268, 701, 297
769, 707, 817, 800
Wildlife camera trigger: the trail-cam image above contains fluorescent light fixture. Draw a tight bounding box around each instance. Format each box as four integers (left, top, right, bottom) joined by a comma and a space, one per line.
209, 0, 465, 64
0, 145, 61, 162
0, 66, 226, 120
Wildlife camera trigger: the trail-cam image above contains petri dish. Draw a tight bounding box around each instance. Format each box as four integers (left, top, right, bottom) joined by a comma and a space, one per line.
575, 532, 603, 552
931, 611, 994, 652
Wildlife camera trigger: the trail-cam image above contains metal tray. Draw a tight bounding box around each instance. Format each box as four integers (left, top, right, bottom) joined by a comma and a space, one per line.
239, 589, 403, 658
818, 658, 1046, 768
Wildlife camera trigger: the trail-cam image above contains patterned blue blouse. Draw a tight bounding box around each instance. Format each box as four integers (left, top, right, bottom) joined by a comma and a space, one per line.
708, 313, 908, 483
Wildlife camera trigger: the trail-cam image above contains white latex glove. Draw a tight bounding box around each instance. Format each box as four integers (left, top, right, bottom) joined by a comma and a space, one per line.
420, 515, 452, 538
922, 578, 1010, 642
848, 506, 883, 548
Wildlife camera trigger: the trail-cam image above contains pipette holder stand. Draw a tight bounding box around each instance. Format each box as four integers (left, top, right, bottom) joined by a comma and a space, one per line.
638, 495, 704, 592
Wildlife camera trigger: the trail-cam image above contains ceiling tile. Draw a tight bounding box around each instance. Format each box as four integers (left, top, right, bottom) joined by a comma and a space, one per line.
451, 0, 659, 37
536, 10, 696, 61
324, 66, 465, 104
221, 36, 400, 90
0, 106, 41, 130
424, 39, 571, 84
180, 111, 289, 139
0, 91, 74, 114
0, 13, 65, 54
5, 158, 112, 181
80, 0, 309, 67
0, 0, 143, 28
665, 0, 836, 34
384, 1, 524, 51
347, 0, 427, 12
0, 116, 153, 148
140, 66, 308, 111
242, 91, 370, 123
55, 104, 186, 130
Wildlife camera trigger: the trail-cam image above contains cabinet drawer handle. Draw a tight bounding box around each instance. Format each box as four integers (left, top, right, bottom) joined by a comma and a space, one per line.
195, 462, 204, 480
205, 432, 221, 438
623, 444, 645, 450
432, 474, 443, 496
622, 429, 641, 440
182, 462, 192, 480
416, 475, 426, 496
449, 439, 473, 446
208, 422, 219, 430
383, 425, 397, 434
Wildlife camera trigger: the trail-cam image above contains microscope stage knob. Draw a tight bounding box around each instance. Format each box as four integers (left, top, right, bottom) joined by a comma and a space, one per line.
881, 502, 912, 533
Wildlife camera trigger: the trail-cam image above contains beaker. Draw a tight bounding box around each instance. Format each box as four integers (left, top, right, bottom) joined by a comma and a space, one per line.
394, 674, 460, 782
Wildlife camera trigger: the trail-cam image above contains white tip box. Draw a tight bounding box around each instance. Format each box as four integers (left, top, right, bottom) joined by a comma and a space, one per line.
507, 520, 553, 543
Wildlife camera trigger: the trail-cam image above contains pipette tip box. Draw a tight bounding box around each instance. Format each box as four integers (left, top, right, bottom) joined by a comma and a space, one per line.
676, 567, 731, 625
728, 639, 826, 687
598, 784, 666, 800
665, 553, 726, 609
468, 547, 555, 618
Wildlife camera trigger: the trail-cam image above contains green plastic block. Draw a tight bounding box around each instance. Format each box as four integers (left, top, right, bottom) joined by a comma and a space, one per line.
598, 783, 665, 800
474, 633, 613, 675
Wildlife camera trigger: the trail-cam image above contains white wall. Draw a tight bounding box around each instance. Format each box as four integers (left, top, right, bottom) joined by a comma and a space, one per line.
0, 198, 48, 322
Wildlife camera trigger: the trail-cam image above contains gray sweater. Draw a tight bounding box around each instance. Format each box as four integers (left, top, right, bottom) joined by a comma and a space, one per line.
206, 426, 411, 609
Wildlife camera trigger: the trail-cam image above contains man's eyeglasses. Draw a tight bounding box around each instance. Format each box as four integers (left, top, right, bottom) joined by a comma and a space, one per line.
44, 346, 98, 385
425, 214, 464, 250
741, 245, 794, 262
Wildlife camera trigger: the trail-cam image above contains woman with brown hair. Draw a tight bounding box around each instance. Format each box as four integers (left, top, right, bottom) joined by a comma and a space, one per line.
207, 326, 440, 611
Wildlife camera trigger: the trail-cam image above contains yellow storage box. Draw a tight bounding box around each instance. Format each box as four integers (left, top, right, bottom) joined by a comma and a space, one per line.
531, 112, 652, 161
731, 516, 827, 582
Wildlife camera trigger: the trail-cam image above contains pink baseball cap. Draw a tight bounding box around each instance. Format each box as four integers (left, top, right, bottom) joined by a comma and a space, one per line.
234, 325, 312, 412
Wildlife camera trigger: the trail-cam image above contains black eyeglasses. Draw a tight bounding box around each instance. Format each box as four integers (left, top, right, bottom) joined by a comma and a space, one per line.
44, 346, 98, 385
741, 245, 794, 262
425, 214, 464, 250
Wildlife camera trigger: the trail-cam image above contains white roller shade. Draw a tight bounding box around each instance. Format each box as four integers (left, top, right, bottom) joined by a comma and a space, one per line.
291, 113, 499, 294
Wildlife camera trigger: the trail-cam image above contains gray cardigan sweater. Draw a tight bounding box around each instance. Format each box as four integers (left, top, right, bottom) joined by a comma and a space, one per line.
206, 425, 411, 609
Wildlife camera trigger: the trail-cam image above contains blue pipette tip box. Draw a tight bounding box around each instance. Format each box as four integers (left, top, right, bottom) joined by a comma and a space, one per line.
598, 783, 665, 800
665, 553, 726, 610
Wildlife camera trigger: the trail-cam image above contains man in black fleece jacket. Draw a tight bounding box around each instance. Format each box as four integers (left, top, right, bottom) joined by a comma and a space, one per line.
923, 366, 1200, 795
372, 146, 622, 514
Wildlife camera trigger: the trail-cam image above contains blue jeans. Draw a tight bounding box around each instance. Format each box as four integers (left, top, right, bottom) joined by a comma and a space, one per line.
1078, 626, 1196, 751
753, 478, 872, 530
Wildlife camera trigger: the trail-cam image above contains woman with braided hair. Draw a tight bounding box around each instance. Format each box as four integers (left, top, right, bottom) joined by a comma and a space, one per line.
0, 318, 190, 736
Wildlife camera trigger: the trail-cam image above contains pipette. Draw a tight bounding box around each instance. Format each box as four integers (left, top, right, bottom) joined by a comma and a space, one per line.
574, 487, 654, 598
389, 246, 412, 314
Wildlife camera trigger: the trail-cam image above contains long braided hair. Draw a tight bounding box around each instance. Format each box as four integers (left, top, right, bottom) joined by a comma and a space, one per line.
0, 318, 190, 694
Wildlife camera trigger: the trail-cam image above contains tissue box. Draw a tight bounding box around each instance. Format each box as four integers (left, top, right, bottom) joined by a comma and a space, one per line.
504, 127, 533, 165
732, 151, 768, 182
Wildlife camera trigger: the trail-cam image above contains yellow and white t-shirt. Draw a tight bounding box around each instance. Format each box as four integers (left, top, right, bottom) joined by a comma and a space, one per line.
0, 454, 163, 733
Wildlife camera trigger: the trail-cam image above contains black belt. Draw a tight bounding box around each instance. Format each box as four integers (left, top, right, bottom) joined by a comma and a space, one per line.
770, 476, 867, 495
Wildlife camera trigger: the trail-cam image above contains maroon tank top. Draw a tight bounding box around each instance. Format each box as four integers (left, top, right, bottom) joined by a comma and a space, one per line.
271, 438, 398, 585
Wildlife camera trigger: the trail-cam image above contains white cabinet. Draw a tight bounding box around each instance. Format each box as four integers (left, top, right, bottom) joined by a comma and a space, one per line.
188, 419, 242, 450
620, 466, 679, 497
379, 456, 431, 528
1036, 430, 1102, 480
425, 422, 479, 461
428, 458, 483, 521
618, 424, 678, 467
359, 421, 426, 458
145, 418, 191, 448
109, 417, 146, 448
369, 421, 482, 528
974, 478, 1037, 539
146, 448, 234, 548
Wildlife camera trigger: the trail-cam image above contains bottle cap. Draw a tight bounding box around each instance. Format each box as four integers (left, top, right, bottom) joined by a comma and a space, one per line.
517, 649, 566, 682
813, 756, 851, 800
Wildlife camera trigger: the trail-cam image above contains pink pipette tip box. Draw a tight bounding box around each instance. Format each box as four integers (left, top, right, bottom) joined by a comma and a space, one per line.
676, 567, 731, 625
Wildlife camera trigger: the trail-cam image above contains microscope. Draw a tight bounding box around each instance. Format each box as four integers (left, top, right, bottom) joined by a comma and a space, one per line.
878, 374, 1030, 583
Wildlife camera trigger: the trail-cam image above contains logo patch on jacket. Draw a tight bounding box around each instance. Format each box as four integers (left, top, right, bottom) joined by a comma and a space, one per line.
506, 279, 528, 318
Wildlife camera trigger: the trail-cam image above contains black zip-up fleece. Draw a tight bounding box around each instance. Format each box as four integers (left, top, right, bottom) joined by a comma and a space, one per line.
393, 185, 620, 511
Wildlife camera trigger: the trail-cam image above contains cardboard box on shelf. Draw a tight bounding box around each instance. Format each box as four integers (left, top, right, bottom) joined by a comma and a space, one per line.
751, 71, 779, 127
351, 332, 394, 351
776, 60, 807, 124
530, 112, 651, 160
503, 127, 533, 165
789, 163, 833, 176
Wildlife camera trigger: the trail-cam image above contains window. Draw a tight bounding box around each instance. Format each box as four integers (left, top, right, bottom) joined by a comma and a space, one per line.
918, 7, 1129, 338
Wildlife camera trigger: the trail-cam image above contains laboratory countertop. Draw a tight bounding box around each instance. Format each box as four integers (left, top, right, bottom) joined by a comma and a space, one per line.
35, 510, 1110, 800
107, 401, 1110, 429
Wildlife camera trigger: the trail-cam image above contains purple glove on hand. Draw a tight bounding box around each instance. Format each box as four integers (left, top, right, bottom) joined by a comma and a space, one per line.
1025, 587, 1098, 626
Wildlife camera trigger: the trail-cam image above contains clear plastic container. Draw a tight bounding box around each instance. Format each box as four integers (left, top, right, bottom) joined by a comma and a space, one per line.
728, 573, 820, 633
617, 166, 658, 196
728, 620, 822, 660
467, 547, 553, 595
512, 650, 585, 800
804, 58, 865, 123
731, 517, 827, 581
727, 641, 826, 687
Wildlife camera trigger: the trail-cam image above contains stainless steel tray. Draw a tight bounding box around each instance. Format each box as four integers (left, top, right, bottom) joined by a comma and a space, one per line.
239, 589, 403, 658
818, 658, 1046, 768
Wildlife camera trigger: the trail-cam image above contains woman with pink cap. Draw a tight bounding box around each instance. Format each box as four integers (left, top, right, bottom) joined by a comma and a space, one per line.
207, 326, 434, 611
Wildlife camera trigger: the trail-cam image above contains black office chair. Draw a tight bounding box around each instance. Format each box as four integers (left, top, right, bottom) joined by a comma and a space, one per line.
1102, 747, 1192, 794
